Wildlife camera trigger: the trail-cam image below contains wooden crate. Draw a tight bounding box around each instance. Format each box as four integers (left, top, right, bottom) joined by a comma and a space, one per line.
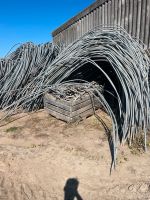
44, 92, 101, 122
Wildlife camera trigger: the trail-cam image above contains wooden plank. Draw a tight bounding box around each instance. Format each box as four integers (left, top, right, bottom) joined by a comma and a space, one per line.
88, 12, 91, 30
114, 0, 118, 25
77, 20, 80, 39
89, 13, 92, 30
81, 18, 83, 36
45, 102, 96, 123
125, 0, 129, 32
45, 108, 72, 122
117, 0, 122, 27
45, 92, 94, 107
64, 29, 67, 47
84, 16, 86, 34
136, 0, 142, 40
72, 108, 94, 119
99, 6, 102, 26
44, 93, 71, 106
132, 0, 138, 37
45, 103, 71, 116
72, 95, 92, 106
71, 104, 93, 117
72, 99, 93, 111
45, 97, 95, 112
108, 1, 111, 26
86, 15, 88, 33
128, 0, 133, 35
140, 0, 146, 44
93, 9, 96, 28
145, 0, 150, 47
82, 17, 85, 35
121, 0, 125, 29
91, 11, 94, 29
85, 15, 88, 33
102, 4, 105, 26
104, 2, 108, 25
111, 0, 115, 26
96, 7, 99, 27
73, 23, 77, 41
44, 98, 70, 111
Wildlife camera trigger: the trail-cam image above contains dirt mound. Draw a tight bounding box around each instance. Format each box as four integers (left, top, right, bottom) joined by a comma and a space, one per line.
0, 110, 150, 200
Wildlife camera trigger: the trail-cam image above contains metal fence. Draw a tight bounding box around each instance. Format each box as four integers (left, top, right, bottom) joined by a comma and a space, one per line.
52, 0, 150, 49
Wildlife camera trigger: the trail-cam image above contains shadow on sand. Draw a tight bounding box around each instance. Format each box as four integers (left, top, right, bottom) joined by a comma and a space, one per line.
64, 178, 83, 200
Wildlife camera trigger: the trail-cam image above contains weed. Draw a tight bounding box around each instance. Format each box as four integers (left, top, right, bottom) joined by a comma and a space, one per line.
6, 126, 20, 133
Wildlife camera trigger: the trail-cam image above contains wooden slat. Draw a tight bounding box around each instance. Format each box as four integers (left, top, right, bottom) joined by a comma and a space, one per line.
45, 97, 95, 112
140, 0, 146, 43
99, 6, 102, 25
71, 104, 93, 117
45, 103, 70, 116
89, 12, 91, 30
108, 1, 111, 26
121, 0, 125, 29
102, 4, 105, 25
117, 0, 122, 27
145, 0, 150, 47
136, 0, 142, 40
45, 93, 93, 107
45, 104, 94, 123
72, 95, 92, 106
91, 11, 94, 29
72, 108, 94, 119
44, 98, 70, 111
128, 0, 133, 36
132, 0, 138, 37
93, 9, 96, 28
111, 0, 115, 26
88, 12, 91, 30
85, 15, 88, 33
125, 0, 129, 32
114, 0, 118, 25
96, 7, 99, 27
79, 19, 82, 38
86, 15, 88, 33
77, 20, 80, 39
45, 108, 72, 122
104, 2, 108, 25
72, 99, 93, 111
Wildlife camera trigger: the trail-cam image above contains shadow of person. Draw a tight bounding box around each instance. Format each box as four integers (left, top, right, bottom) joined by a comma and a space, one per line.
64, 178, 83, 200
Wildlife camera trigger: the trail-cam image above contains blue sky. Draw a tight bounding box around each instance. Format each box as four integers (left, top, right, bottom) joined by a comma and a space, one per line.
0, 0, 95, 57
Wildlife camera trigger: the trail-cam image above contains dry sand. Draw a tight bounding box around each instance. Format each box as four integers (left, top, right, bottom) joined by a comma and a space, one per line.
0, 109, 149, 200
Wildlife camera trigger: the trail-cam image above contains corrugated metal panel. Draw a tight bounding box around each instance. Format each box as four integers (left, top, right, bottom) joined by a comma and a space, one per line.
53, 0, 150, 49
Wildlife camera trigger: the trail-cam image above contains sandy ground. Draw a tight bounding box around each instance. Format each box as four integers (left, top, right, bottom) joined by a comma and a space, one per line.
0, 109, 149, 200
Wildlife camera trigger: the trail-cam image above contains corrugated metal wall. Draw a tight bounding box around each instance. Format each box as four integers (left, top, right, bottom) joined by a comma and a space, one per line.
52, 0, 150, 49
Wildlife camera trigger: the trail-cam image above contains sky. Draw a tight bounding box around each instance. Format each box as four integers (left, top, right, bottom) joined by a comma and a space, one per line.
0, 0, 95, 57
